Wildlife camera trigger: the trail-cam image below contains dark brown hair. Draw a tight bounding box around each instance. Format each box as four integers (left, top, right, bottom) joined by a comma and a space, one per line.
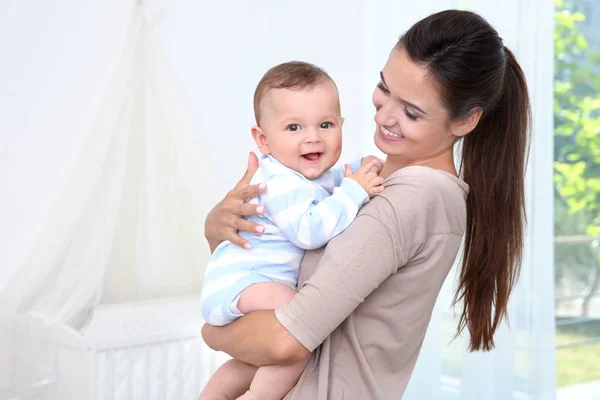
399, 10, 530, 351
253, 61, 338, 125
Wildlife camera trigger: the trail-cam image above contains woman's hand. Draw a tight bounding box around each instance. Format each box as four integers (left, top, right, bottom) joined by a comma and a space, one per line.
204, 152, 267, 252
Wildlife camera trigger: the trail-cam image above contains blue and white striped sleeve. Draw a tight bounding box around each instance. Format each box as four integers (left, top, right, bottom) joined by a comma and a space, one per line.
330, 158, 363, 187
262, 173, 369, 250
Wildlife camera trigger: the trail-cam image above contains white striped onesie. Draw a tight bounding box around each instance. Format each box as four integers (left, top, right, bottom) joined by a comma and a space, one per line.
200, 155, 368, 326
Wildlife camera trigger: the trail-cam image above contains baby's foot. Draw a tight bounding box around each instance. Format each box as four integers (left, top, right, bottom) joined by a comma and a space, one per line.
236, 390, 257, 400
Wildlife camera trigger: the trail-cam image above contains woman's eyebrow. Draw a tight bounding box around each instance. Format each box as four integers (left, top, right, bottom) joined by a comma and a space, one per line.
380, 71, 429, 116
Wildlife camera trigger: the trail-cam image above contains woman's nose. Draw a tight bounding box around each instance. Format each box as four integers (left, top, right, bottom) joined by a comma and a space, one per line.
374, 100, 397, 127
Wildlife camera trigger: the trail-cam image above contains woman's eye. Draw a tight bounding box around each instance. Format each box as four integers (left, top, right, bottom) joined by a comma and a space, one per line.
320, 122, 333, 129
377, 82, 390, 94
405, 108, 419, 121
286, 124, 300, 132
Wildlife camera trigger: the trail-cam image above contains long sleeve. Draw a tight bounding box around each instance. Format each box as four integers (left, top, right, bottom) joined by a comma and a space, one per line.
262, 172, 368, 250
310, 158, 363, 193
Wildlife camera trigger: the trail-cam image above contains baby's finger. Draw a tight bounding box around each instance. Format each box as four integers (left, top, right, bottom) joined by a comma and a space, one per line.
356, 160, 377, 175
375, 158, 384, 169
361, 160, 382, 175
344, 163, 353, 177
369, 176, 385, 187
363, 170, 380, 181
369, 159, 383, 173
368, 185, 386, 196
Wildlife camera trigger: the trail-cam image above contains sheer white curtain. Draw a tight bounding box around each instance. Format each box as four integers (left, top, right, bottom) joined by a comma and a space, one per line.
0, 0, 555, 398
0, 4, 217, 319
0, 1, 214, 394
1, 0, 136, 392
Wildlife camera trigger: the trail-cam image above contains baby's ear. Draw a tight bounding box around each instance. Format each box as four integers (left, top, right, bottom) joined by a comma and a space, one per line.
340, 117, 345, 126
251, 126, 270, 155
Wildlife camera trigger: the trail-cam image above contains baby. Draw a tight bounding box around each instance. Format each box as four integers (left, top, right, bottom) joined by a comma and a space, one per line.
200, 61, 384, 400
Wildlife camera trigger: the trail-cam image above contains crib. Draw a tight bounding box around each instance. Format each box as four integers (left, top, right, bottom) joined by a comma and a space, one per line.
9, 295, 228, 400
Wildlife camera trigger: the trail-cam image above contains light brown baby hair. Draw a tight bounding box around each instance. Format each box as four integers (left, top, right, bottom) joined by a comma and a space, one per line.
253, 61, 339, 125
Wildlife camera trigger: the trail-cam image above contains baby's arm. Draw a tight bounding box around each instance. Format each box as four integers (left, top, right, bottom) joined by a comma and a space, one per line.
263, 162, 383, 250
330, 158, 362, 187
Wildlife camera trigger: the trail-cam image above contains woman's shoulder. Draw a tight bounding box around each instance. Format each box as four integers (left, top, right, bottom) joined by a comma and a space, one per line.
358, 166, 468, 240
385, 165, 468, 195
372, 166, 467, 207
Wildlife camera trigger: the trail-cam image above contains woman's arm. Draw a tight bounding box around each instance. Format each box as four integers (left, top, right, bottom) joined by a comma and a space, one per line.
204, 152, 266, 252
202, 310, 310, 366
202, 211, 404, 366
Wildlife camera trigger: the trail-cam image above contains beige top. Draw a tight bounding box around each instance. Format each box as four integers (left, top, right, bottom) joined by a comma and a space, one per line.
275, 166, 469, 399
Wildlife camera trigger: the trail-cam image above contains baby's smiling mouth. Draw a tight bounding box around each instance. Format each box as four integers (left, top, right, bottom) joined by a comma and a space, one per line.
302, 152, 323, 162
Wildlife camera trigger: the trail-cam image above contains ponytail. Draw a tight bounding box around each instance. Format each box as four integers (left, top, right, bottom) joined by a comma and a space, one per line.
400, 10, 531, 351
455, 46, 531, 351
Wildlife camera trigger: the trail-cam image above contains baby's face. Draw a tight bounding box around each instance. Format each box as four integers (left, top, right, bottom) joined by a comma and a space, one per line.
256, 84, 343, 180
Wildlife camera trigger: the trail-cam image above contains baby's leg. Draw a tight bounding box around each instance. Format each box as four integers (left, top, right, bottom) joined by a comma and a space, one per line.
236, 281, 296, 311
235, 282, 309, 400
199, 359, 257, 400
237, 358, 310, 400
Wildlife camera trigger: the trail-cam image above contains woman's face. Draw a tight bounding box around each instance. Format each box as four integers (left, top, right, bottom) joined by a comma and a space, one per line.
372, 47, 462, 166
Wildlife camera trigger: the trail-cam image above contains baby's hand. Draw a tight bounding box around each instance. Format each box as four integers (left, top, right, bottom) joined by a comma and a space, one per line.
344, 160, 385, 198
361, 155, 384, 172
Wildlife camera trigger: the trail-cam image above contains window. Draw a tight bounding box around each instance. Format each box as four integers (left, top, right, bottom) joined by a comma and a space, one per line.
554, 0, 600, 397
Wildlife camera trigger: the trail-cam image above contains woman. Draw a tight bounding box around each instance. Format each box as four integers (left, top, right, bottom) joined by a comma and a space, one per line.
202, 9, 530, 399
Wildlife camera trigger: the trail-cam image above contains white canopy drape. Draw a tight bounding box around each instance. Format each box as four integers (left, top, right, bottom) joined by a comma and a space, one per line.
1, 4, 213, 325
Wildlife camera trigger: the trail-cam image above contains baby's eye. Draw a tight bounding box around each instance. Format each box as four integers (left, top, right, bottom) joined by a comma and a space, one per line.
320, 122, 333, 129
286, 124, 301, 132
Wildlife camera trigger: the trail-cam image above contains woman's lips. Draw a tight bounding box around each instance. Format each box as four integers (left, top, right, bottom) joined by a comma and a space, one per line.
377, 125, 404, 142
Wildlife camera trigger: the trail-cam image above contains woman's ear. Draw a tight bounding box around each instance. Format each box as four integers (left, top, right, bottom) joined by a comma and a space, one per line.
251, 126, 270, 155
452, 107, 483, 137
